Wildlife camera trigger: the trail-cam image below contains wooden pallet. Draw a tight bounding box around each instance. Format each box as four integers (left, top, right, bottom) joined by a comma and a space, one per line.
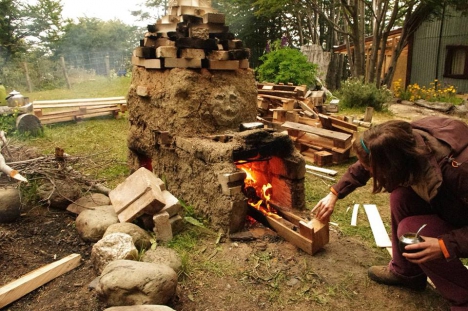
32, 97, 127, 125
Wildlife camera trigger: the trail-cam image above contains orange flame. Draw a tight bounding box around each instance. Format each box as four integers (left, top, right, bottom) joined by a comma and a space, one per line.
239, 167, 277, 217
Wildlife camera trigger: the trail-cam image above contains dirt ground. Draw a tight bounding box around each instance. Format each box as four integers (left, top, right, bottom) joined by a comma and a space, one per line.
0, 202, 450, 311
0, 104, 459, 311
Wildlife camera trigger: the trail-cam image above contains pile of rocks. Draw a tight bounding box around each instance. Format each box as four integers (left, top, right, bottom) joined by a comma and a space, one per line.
70, 172, 184, 309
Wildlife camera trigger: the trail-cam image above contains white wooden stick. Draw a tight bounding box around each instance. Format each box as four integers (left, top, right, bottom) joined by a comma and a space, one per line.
305, 164, 338, 176
351, 204, 359, 226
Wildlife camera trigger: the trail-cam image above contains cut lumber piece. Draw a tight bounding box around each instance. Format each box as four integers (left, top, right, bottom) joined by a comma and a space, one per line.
33, 97, 125, 106
298, 116, 319, 127
265, 213, 328, 255
282, 121, 352, 149
257, 89, 298, 98
0, 254, 81, 308
257, 94, 298, 102
313, 151, 333, 166
305, 164, 337, 176
33, 100, 126, 109
351, 204, 359, 226
298, 101, 318, 118
295, 132, 335, 149
363, 107, 374, 122
353, 120, 372, 128
319, 114, 358, 132
109, 167, 166, 223
363, 204, 392, 247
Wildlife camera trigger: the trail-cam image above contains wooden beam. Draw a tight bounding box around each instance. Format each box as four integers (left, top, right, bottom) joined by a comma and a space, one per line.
0, 254, 82, 308
319, 113, 358, 131
33, 97, 125, 106
282, 121, 352, 148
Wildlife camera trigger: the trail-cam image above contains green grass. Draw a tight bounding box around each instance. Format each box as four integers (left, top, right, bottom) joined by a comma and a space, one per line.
19, 77, 132, 188
23, 76, 131, 101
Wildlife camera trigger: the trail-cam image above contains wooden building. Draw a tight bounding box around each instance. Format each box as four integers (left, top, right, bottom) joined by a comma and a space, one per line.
332, 6, 468, 94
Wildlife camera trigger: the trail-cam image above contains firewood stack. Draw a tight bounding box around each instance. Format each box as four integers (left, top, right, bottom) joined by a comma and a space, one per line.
256, 82, 359, 167
132, 0, 250, 70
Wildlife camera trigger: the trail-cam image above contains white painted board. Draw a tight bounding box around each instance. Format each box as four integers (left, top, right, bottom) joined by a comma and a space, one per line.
351, 204, 359, 226
363, 204, 392, 248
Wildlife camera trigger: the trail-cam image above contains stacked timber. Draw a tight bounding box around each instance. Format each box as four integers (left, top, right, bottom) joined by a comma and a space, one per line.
32, 97, 127, 125
132, 0, 250, 70
256, 82, 359, 166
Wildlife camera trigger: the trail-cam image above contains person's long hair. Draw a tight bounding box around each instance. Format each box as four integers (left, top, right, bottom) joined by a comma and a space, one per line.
354, 120, 429, 193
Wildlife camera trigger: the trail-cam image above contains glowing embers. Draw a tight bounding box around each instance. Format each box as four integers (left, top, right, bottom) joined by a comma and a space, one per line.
237, 165, 280, 220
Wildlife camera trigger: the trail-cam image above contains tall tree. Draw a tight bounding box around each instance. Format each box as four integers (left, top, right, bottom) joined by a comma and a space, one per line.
53, 18, 139, 64
0, 0, 64, 64
216, 0, 283, 68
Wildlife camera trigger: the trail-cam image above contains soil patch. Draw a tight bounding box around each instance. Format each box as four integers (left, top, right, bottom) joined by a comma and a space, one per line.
0, 205, 450, 311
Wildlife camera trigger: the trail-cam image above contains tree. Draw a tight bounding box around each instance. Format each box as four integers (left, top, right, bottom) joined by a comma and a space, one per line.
216, 0, 283, 68
53, 18, 139, 59
0, 0, 64, 64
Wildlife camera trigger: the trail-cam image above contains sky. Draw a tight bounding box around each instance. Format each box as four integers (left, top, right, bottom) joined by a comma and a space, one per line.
59, 0, 149, 26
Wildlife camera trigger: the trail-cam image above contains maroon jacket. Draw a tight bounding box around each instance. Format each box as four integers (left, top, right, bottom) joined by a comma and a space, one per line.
332, 116, 468, 259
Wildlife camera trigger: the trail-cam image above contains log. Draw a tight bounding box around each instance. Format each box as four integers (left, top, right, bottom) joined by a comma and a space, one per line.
15, 114, 42, 136
0, 254, 82, 308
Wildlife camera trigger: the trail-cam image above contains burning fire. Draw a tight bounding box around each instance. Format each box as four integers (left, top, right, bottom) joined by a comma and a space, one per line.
239, 166, 278, 218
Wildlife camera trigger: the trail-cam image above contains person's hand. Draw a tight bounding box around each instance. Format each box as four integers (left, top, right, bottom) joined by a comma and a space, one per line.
402, 236, 444, 264
311, 192, 338, 222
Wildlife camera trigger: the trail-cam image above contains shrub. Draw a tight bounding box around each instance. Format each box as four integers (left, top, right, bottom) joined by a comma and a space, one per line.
338, 78, 392, 111
256, 44, 318, 88
0, 113, 18, 135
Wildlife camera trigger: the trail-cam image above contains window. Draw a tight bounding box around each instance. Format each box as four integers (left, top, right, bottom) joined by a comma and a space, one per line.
444, 45, 468, 79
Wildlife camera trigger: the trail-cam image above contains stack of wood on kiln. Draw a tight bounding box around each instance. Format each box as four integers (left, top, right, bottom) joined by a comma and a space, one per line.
132, 0, 250, 70
256, 82, 365, 167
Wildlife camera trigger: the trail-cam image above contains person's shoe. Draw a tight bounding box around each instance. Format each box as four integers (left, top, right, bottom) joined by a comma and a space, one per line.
368, 266, 427, 291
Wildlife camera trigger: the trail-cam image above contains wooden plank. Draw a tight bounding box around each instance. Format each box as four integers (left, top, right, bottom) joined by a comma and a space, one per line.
269, 209, 329, 255
0, 254, 82, 308
257, 89, 298, 98
351, 204, 359, 226
299, 220, 314, 240
33, 97, 125, 105
296, 134, 335, 149
298, 116, 319, 127
305, 164, 337, 176
258, 94, 297, 102
311, 218, 330, 254
298, 101, 318, 118
266, 215, 313, 254
319, 113, 358, 131
363, 204, 392, 247
282, 121, 352, 148
34, 101, 125, 109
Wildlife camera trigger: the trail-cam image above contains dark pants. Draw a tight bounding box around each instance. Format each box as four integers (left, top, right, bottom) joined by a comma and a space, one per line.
388, 187, 468, 310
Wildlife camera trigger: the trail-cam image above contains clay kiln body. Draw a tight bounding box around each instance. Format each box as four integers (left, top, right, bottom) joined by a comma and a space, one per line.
127, 67, 305, 232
